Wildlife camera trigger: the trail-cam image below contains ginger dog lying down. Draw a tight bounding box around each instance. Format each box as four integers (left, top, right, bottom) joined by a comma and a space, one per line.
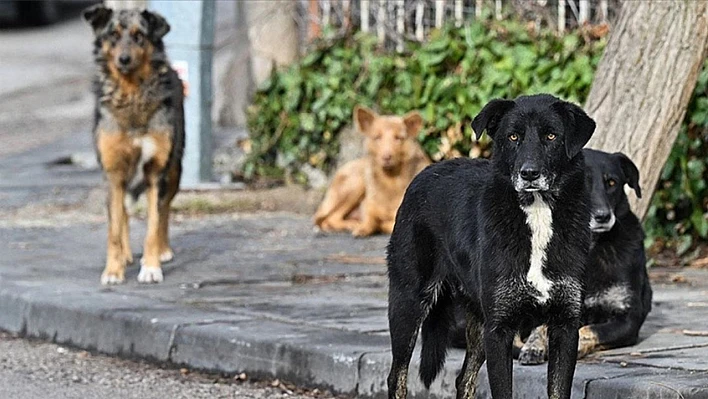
314, 106, 430, 237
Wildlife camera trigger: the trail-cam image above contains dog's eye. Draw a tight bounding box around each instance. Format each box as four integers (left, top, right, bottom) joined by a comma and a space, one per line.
607, 179, 617, 187
111, 31, 121, 41
508, 134, 519, 142
133, 32, 144, 44
395, 135, 405, 141
374, 135, 382, 141
546, 133, 556, 141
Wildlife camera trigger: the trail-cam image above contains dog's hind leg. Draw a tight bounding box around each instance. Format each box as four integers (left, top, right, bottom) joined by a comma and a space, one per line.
455, 311, 485, 399
547, 322, 579, 399
387, 286, 424, 399
121, 209, 133, 264
577, 314, 642, 358
314, 160, 365, 232
157, 167, 180, 263
380, 219, 396, 235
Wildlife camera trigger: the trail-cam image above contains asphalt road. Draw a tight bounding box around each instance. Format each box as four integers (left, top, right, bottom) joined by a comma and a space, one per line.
0, 12, 94, 157
0, 332, 340, 399
0, 13, 101, 215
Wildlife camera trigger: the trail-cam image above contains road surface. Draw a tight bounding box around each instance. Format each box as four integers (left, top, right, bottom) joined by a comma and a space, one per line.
0, 332, 340, 399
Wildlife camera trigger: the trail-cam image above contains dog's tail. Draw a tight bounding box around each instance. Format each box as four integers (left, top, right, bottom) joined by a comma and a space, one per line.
419, 290, 454, 389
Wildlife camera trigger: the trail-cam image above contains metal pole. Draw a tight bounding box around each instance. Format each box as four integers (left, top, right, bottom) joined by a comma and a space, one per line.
435, 0, 445, 28
361, 0, 370, 32
454, 0, 463, 27
396, 0, 404, 52
579, 0, 590, 24
415, 0, 424, 41
148, 0, 215, 186
377, 0, 386, 44
600, 0, 608, 23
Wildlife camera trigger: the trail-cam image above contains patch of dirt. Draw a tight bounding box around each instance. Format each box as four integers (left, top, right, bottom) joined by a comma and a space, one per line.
0, 185, 325, 227
648, 270, 692, 285
324, 254, 387, 265
172, 185, 323, 216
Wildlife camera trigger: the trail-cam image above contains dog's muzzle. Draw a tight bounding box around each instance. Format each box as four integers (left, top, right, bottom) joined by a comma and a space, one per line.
514, 174, 551, 193
589, 211, 616, 232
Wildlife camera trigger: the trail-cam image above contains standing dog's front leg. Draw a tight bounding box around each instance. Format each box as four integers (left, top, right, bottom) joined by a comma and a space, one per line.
101, 172, 128, 285
139, 174, 163, 283
547, 322, 579, 399
484, 324, 515, 399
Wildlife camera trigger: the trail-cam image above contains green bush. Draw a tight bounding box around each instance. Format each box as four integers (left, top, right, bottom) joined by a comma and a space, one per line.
245, 18, 605, 182
245, 17, 708, 253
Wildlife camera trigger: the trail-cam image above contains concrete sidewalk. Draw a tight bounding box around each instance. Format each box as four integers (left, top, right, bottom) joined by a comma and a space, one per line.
1, 213, 708, 398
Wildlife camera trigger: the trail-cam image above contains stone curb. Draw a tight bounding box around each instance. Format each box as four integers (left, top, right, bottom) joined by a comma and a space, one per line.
0, 281, 706, 398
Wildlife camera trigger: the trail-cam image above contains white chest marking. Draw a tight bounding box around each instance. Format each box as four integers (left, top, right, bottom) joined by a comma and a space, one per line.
584, 284, 631, 312
134, 136, 157, 165
126, 136, 157, 197
521, 193, 554, 303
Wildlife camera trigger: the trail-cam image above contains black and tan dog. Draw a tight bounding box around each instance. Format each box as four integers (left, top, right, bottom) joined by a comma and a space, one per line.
517, 149, 652, 364
83, 5, 184, 285
387, 94, 595, 398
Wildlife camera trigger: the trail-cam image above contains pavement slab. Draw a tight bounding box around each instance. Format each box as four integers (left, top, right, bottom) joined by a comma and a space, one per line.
1, 214, 708, 398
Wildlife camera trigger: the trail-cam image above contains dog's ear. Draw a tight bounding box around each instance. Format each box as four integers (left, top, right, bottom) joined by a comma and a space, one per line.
141, 10, 171, 41
83, 4, 113, 33
471, 99, 515, 140
551, 101, 596, 159
402, 111, 423, 138
354, 105, 378, 136
614, 152, 642, 198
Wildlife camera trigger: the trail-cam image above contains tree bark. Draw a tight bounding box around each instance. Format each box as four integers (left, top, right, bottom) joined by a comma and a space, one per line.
584, 1, 708, 220
245, 0, 300, 87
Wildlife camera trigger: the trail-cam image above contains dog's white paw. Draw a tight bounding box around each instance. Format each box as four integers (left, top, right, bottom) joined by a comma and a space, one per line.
101, 272, 125, 285
160, 249, 174, 263
140, 251, 173, 267
137, 267, 163, 284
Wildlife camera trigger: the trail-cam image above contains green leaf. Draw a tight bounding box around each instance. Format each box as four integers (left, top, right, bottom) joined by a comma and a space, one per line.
676, 235, 693, 256
300, 113, 316, 132
419, 51, 448, 67
691, 211, 708, 238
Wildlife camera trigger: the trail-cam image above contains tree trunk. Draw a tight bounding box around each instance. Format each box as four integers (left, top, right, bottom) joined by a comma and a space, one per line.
245, 0, 300, 87
584, 1, 708, 220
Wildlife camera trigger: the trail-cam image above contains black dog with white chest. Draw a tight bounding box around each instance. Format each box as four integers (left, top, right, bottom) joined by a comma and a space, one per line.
518, 149, 653, 364
386, 94, 595, 399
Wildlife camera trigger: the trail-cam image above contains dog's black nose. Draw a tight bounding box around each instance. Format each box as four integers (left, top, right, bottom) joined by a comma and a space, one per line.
118, 54, 131, 65
520, 164, 541, 181
594, 211, 612, 223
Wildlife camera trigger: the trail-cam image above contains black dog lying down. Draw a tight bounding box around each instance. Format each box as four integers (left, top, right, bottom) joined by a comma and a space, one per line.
516, 149, 652, 364
387, 94, 595, 399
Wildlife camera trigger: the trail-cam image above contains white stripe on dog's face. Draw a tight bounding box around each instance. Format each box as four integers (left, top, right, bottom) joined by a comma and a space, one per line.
589, 211, 616, 233
521, 193, 554, 303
